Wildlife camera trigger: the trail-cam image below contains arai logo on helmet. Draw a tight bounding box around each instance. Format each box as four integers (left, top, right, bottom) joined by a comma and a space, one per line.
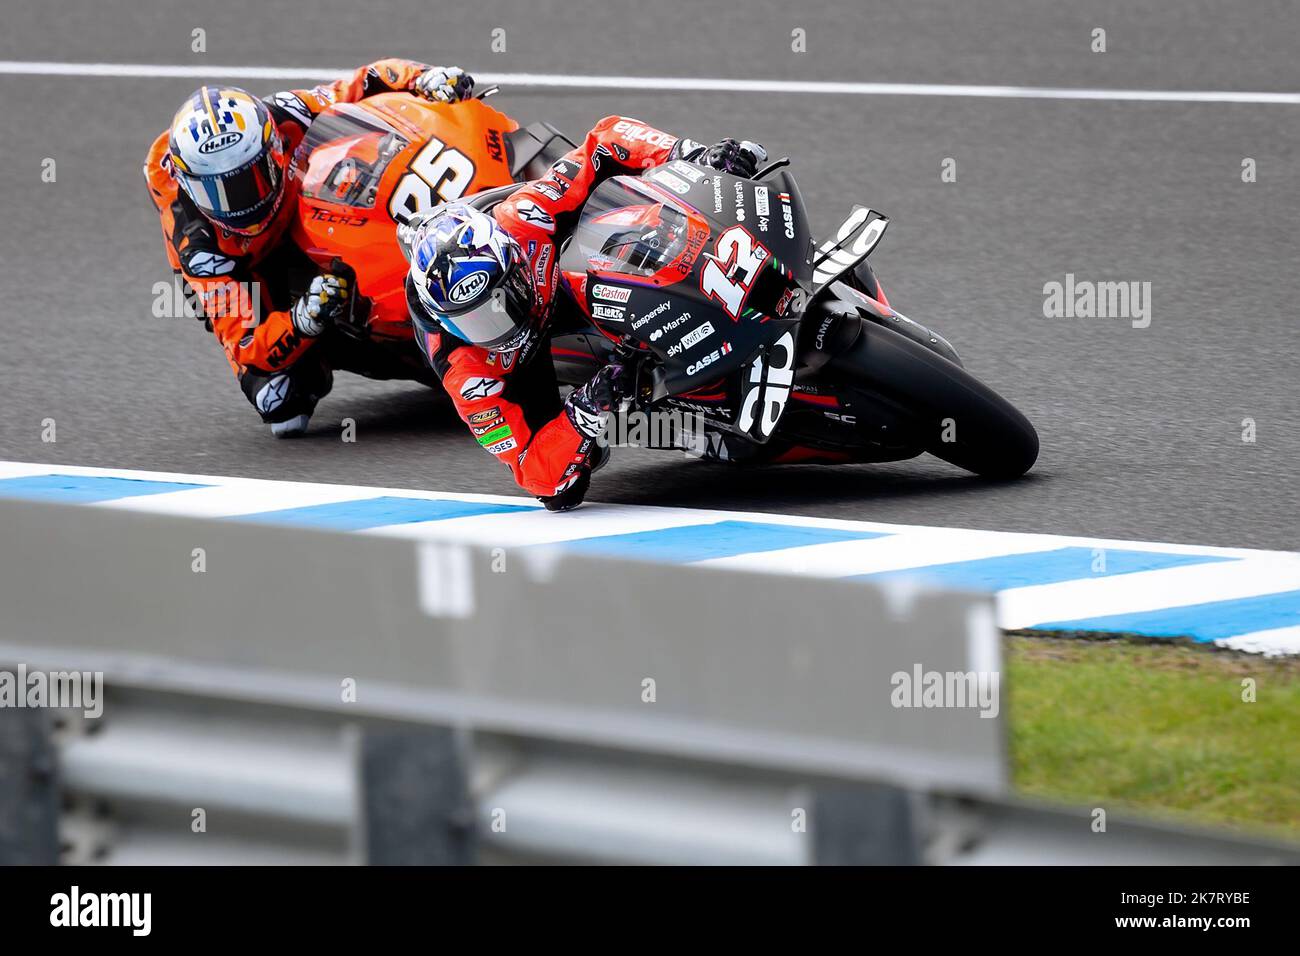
199, 131, 244, 154
448, 270, 491, 304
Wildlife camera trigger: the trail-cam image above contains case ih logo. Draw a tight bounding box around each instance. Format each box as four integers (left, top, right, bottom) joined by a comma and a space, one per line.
591, 284, 631, 304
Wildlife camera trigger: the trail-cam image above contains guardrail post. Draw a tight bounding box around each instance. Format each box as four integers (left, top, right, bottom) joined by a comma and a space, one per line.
812, 783, 922, 865
359, 726, 476, 865
0, 709, 60, 864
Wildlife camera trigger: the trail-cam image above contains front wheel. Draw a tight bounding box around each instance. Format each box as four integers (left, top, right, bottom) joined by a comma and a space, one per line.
819, 311, 1039, 479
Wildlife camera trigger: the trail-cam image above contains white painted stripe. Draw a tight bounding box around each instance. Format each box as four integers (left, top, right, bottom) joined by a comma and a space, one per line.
998, 556, 1300, 630
94, 482, 380, 517
416, 542, 475, 619
1216, 626, 1300, 658
966, 604, 1001, 676
1, 60, 1298, 105
370, 504, 724, 546
0, 461, 541, 509
696, 528, 1060, 577
0, 461, 65, 481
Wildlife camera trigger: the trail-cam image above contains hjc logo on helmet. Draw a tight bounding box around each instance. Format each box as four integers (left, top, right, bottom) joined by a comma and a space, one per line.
199, 131, 244, 154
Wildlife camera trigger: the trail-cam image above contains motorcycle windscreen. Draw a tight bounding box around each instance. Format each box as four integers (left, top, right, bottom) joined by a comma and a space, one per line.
292, 103, 409, 210
565, 178, 696, 281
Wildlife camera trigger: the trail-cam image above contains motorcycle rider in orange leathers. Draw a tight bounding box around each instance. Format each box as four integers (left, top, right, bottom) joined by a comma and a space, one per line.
144, 61, 474, 436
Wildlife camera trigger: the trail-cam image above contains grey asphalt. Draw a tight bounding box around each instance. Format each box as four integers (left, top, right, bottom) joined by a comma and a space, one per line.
1, 0, 1297, 549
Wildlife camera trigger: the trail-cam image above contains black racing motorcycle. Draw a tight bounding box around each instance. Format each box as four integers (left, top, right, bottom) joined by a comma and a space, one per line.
533, 159, 1038, 478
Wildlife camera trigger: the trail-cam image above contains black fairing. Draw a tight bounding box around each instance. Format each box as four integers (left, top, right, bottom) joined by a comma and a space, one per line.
559, 162, 815, 441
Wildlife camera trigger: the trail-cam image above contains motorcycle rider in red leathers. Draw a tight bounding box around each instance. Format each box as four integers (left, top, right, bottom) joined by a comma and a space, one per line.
403, 116, 766, 510
144, 61, 475, 436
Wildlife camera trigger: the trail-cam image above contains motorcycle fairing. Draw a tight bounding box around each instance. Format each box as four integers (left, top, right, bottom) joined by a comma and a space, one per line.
810, 205, 891, 292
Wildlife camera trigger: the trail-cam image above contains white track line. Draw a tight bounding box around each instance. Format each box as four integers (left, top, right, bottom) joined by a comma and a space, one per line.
370, 505, 720, 546
94, 483, 379, 517
998, 556, 1300, 630
1, 60, 1298, 105
697, 528, 1055, 577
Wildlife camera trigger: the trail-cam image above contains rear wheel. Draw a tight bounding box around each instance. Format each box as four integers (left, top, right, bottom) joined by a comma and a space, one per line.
819, 312, 1038, 478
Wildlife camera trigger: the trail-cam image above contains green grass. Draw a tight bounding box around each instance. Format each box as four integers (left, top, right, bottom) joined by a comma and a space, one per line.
1006, 635, 1300, 841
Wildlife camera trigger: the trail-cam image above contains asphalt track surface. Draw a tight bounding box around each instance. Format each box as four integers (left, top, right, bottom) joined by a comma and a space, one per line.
1, 0, 1297, 549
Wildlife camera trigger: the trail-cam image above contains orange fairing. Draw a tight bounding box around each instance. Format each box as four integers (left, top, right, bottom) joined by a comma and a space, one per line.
291, 93, 519, 342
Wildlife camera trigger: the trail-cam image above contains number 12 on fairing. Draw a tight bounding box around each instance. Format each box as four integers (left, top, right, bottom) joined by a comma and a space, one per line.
700, 225, 769, 318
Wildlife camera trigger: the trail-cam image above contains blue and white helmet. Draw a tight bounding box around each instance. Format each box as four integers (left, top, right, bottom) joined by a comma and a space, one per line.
405, 204, 535, 351
168, 87, 286, 236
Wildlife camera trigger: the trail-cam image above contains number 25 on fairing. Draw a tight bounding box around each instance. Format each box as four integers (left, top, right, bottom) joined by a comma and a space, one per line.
388, 136, 476, 222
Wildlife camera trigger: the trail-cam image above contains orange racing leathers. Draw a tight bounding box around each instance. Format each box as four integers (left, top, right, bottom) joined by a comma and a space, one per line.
413, 116, 698, 498
143, 59, 433, 423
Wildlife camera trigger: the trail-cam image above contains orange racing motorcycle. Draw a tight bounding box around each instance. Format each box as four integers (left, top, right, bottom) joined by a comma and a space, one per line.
286, 88, 574, 386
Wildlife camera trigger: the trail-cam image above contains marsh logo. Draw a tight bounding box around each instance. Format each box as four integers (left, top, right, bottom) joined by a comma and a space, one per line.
50, 886, 151, 936
1043, 273, 1152, 329
199, 130, 243, 154
890, 664, 1000, 718
448, 271, 490, 304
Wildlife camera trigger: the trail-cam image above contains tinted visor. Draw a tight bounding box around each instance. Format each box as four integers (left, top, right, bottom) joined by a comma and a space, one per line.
178, 148, 282, 231
434, 262, 535, 350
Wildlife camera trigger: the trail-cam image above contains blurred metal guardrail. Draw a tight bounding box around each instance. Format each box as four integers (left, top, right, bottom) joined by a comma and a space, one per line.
0, 497, 1296, 865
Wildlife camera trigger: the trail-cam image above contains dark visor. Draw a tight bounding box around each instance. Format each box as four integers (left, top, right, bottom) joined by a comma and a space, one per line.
179, 149, 281, 228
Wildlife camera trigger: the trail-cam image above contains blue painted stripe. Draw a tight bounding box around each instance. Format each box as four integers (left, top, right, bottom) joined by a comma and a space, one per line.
857, 546, 1233, 593
0, 473, 207, 503
239, 496, 535, 531
555, 520, 889, 564
1034, 589, 1300, 642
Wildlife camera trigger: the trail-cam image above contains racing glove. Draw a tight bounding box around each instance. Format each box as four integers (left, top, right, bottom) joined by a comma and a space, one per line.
291, 273, 351, 338
413, 66, 474, 103
564, 364, 626, 440
539, 444, 610, 512
700, 139, 768, 178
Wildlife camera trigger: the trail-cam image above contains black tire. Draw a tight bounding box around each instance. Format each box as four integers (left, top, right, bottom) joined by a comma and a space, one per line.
822, 313, 1038, 478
